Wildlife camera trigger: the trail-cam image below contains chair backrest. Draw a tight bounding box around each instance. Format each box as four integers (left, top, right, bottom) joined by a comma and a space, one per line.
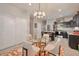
59, 45, 64, 56
43, 34, 49, 43
27, 34, 33, 42
43, 34, 49, 39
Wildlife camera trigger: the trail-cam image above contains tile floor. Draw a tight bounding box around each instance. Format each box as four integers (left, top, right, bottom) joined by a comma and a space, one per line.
0, 36, 79, 56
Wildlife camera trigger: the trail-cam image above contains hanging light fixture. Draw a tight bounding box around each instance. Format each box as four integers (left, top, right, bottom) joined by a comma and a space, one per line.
34, 3, 46, 19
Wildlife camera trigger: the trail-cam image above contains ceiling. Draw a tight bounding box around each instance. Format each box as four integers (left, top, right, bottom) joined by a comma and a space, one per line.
0, 3, 79, 19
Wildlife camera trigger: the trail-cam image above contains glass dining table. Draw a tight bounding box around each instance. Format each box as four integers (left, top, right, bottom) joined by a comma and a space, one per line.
22, 37, 59, 56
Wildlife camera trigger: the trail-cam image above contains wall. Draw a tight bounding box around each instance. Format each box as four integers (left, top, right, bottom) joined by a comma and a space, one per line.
0, 14, 30, 50
33, 19, 42, 39
41, 19, 55, 32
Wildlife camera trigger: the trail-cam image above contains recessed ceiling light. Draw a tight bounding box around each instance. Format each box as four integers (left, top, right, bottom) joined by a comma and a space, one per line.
58, 9, 62, 12
29, 3, 32, 6
59, 15, 63, 17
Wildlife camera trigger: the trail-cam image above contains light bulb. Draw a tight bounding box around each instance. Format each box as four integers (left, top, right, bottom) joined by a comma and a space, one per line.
38, 11, 42, 15
42, 12, 46, 16
37, 16, 41, 18
58, 9, 62, 12
29, 3, 32, 6
34, 12, 37, 16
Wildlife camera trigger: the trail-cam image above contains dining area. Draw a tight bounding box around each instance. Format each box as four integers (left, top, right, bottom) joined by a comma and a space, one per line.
0, 3, 79, 56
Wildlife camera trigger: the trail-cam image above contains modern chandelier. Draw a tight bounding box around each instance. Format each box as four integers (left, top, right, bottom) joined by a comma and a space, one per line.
34, 3, 46, 18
